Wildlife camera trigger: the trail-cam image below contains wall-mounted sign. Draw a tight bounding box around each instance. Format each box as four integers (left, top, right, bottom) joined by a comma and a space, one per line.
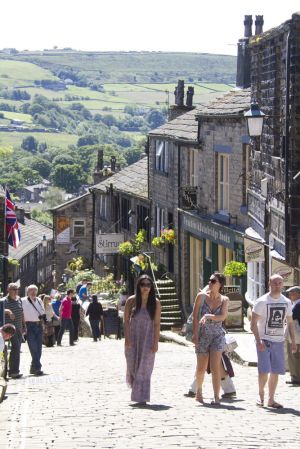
96, 233, 124, 254
182, 213, 243, 250
244, 237, 265, 262
56, 217, 70, 244
247, 190, 266, 228
223, 286, 243, 329
271, 257, 294, 286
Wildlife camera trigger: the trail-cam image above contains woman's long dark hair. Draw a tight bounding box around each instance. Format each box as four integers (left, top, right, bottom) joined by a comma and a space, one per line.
133, 274, 156, 320
213, 272, 226, 294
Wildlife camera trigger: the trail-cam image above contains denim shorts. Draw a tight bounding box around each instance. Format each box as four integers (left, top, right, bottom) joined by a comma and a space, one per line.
256, 340, 285, 375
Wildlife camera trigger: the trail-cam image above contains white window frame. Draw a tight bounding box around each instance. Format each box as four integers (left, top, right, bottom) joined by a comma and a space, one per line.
99, 195, 107, 219
247, 261, 265, 304
73, 219, 85, 237
218, 153, 229, 213
155, 206, 165, 237
155, 140, 169, 173
189, 149, 198, 187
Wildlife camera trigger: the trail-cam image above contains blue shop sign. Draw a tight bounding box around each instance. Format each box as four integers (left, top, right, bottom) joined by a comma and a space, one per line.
182, 214, 243, 249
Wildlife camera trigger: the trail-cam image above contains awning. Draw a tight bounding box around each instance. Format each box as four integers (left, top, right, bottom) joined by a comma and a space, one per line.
244, 227, 265, 243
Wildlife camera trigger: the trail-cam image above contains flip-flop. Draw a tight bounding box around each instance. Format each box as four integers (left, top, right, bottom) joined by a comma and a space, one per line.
268, 402, 283, 409
210, 399, 221, 405
256, 398, 264, 407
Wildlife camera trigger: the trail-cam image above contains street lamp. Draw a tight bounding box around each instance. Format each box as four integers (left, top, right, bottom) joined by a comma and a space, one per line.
244, 102, 265, 137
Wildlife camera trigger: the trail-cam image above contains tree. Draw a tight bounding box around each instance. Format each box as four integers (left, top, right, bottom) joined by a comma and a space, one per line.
30, 158, 52, 178
41, 187, 66, 208
77, 135, 99, 147
21, 136, 38, 153
50, 164, 86, 193
145, 109, 166, 129
21, 168, 43, 186
52, 154, 75, 166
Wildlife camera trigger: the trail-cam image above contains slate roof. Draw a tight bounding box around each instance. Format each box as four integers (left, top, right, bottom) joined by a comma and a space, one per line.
9, 217, 53, 261
50, 193, 90, 211
148, 89, 251, 143
91, 157, 148, 200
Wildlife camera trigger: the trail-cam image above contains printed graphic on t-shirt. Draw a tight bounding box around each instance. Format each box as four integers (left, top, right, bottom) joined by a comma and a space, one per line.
265, 304, 286, 336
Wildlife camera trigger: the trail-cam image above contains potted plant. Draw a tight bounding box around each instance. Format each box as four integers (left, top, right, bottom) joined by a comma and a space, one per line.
223, 261, 247, 278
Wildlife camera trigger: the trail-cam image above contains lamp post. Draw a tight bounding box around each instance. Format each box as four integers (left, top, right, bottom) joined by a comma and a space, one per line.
41, 234, 47, 248
244, 102, 265, 137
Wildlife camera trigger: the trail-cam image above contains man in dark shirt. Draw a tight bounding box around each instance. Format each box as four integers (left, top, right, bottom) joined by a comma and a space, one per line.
86, 295, 104, 341
71, 297, 81, 341
1, 283, 25, 379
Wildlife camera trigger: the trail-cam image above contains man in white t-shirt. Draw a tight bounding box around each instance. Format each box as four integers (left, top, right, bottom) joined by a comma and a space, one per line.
251, 274, 297, 408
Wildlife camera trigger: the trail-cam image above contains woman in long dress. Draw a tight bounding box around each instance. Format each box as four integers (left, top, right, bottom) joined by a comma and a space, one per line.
124, 274, 161, 405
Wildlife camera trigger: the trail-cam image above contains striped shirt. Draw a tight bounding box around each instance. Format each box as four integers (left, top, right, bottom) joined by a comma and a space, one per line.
1, 295, 24, 331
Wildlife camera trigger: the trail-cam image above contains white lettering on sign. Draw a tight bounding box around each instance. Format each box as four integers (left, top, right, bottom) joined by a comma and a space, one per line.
95, 233, 124, 254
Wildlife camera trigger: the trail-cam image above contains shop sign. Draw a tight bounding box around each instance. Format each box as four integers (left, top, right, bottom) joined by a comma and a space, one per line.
244, 237, 265, 262
271, 258, 294, 286
223, 286, 243, 329
56, 217, 70, 244
95, 233, 124, 254
247, 190, 266, 227
182, 214, 242, 250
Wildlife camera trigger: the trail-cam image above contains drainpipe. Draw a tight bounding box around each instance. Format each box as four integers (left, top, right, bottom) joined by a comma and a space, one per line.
285, 30, 291, 264
177, 143, 183, 318
90, 189, 96, 269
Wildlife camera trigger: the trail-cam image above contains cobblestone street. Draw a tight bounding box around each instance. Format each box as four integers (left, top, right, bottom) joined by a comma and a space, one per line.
1, 337, 299, 449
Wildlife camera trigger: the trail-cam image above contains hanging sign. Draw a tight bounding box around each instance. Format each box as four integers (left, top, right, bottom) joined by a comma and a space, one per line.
271, 258, 294, 286
244, 238, 265, 262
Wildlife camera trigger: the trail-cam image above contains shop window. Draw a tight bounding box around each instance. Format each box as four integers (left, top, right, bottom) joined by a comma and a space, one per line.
73, 219, 85, 237
205, 240, 212, 261
217, 153, 229, 214
155, 140, 169, 173
155, 206, 165, 236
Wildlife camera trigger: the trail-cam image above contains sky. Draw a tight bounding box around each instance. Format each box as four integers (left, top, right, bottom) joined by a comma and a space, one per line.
1, 1, 300, 55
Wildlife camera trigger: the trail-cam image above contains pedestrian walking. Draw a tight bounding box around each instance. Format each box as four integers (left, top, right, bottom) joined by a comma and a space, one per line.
57, 289, 75, 346
86, 295, 104, 341
1, 283, 25, 379
22, 285, 45, 376
43, 295, 58, 347
124, 274, 161, 405
72, 296, 81, 341
284, 286, 300, 385
251, 274, 297, 408
51, 293, 62, 341
192, 272, 229, 405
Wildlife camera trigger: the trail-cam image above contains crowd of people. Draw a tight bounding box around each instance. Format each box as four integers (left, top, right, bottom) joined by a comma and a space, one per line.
0, 280, 104, 379
0, 272, 299, 409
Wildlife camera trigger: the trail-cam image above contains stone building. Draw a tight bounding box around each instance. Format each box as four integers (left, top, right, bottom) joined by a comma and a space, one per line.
242, 12, 300, 303
148, 88, 251, 316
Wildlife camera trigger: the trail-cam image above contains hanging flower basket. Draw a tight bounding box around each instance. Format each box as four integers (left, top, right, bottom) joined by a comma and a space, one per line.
223, 261, 247, 277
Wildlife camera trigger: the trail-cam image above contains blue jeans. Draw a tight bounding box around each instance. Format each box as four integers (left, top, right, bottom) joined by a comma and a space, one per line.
26, 322, 43, 372
89, 319, 101, 340
57, 318, 74, 345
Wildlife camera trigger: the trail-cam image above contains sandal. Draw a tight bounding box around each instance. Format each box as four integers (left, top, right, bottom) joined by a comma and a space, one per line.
256, 398, 264, 407
267, 401, 283, 409
211, 399, 221, 405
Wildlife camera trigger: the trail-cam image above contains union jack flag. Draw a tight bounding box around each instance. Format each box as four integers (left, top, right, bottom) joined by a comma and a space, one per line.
5, 188, 21, 248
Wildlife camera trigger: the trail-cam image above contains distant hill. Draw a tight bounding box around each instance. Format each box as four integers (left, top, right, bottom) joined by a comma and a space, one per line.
3, 50, 237, 84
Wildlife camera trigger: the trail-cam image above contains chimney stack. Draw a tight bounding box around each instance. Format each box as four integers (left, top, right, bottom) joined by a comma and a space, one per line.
255, 15, 264, 35
169, 79, 195, 120
244, 15, 253, 37
111, 156, 116, 172
96, 149, 103, 171
174, 80, 184, 107
186, 86, 194, 107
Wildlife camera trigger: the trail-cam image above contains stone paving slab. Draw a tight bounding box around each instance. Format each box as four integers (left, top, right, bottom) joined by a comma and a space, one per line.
0, 336, 299, 449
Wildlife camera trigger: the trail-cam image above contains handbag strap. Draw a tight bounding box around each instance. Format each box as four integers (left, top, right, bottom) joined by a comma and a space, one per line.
28, 298, 43, 315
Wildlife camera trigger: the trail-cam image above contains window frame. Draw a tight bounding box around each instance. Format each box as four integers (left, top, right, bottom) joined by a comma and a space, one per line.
217, 153, 229, 214
155, 140, 169, 173
72, 219, 86, 238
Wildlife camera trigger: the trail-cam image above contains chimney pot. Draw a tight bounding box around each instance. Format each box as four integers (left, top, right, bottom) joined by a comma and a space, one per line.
255, 15, 264, 35
244, 15, 253, 37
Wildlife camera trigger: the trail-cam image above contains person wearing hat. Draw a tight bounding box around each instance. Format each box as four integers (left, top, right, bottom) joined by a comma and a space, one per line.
285, 286, 300, 385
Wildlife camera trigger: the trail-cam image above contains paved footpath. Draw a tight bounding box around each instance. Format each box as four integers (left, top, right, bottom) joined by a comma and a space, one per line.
0, 336, 299, 449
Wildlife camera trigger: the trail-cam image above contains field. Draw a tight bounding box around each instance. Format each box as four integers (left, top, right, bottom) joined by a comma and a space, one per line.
0, 132, 77, 148
0, 111, 32, 122
0, 59, 57, 89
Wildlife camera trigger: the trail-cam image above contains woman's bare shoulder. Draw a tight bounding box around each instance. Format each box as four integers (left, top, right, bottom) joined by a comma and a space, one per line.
126, 295, 135, 304
221, 295, 229, 302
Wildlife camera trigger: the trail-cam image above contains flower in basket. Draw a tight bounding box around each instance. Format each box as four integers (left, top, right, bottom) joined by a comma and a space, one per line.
151, 236, 165, 248
161, 228, 176, 244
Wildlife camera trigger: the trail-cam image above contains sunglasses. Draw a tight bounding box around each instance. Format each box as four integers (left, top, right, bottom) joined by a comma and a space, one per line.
140, 282, 152, 288
209, 278, 217, 284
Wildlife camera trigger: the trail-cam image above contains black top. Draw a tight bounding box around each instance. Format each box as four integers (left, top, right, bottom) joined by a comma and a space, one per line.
293, 302, 300, 325
86, 302, 103, 320
72, 302, 81, 321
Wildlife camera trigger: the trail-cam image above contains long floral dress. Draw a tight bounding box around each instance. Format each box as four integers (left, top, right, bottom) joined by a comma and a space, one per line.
125, 307, 155, 403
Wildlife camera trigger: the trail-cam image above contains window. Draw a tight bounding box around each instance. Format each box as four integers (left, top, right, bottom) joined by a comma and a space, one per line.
73, 219, 85, 237
205, 240, 212, 261
242, 144, 250, 205
99, 195, 107, 220
137, 205, 150, 242
189, 149, 198, 187
218, 153, 229, 213
155, 140, 169, 173
247, 261, 265, 304
155, 206, 165, 236
121, 198, 130, 230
